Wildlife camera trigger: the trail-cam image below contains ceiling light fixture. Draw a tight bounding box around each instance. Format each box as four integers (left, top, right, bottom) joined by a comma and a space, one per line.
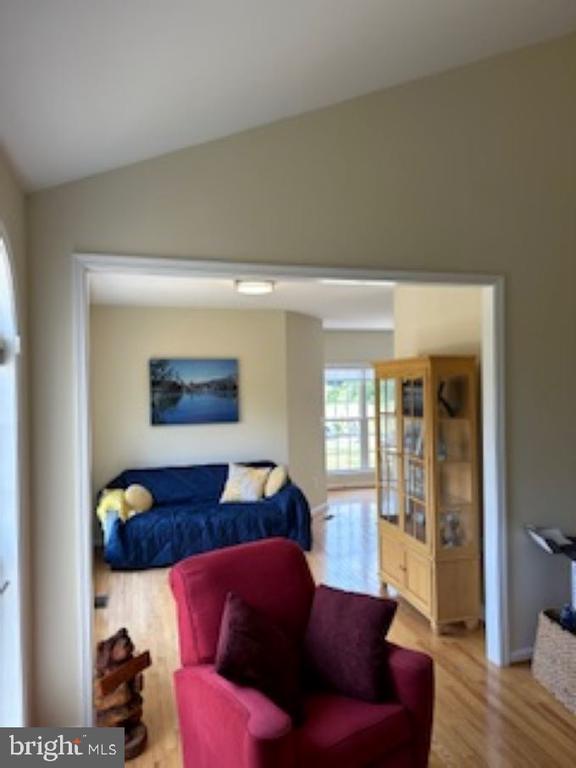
234, 279, 276, 295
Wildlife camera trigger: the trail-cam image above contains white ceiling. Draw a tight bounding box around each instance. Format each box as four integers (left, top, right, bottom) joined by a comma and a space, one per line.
2, 1, 576, 190
89, 273, 395, 330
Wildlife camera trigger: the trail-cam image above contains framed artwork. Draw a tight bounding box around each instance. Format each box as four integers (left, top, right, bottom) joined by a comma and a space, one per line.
149, 358, 239, 425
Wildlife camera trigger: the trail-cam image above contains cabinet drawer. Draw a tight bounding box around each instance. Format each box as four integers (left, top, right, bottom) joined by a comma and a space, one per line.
405, 550, 432, 610
380, 536, 406, 586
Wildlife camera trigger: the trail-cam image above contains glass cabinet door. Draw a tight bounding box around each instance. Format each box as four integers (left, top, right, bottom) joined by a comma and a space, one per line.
378, 378, 399, 526
436, 373, 473, 549
402, 377, 427, 544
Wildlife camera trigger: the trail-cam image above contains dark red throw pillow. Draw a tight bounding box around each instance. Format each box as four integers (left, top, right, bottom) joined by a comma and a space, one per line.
215, 592, 303, 722
304, 585, 397, 702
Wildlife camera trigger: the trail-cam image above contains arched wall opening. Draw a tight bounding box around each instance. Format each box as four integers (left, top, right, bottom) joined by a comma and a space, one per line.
0, 233, 25, 725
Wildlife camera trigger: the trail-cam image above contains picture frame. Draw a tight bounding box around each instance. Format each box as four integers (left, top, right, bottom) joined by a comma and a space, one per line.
149, 358, 239, 425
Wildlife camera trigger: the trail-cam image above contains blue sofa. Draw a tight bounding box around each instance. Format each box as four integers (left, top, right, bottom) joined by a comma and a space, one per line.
102, 463, 312, 570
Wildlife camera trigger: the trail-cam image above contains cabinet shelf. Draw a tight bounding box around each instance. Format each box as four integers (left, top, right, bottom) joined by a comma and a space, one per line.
374, 355, 481, 633
440, 496, 472, 509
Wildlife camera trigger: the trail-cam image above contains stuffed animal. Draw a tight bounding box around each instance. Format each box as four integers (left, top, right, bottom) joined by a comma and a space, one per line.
124, 484, 154, 513
96, 484, 154, 529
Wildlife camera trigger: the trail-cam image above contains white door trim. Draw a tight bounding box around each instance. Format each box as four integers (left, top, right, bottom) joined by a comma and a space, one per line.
72, 256, 93, 726
72, 253, 509, 725
482, 284, 509, 666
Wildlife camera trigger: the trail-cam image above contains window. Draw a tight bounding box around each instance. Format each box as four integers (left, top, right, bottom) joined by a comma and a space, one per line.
324, 367, 375, 472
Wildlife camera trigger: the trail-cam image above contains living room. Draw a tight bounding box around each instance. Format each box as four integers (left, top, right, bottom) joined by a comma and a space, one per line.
1, 2, 576, 766
89, 270, 490, 765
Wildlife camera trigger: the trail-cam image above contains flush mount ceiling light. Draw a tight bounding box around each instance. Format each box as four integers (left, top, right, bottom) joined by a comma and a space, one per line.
234, 279, 276, 295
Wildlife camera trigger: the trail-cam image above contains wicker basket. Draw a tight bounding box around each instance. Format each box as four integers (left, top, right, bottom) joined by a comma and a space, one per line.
532, 610, 576, 714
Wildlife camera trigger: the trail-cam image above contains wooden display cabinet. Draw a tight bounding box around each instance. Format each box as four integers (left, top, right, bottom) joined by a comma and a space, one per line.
374, 356, 481, 633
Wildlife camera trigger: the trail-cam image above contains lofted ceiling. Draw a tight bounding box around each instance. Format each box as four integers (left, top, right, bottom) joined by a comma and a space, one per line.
1, 1, 576, 190
89, 272, 396, 330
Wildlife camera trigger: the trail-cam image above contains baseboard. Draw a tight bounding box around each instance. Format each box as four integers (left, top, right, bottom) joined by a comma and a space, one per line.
510, 646, 533, 663
311, 502, 329, 518
327, 471, 376, 490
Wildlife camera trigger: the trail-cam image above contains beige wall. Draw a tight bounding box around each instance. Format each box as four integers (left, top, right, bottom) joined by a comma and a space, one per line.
91, 306, 326, 509
394, 285, 482, 358
285, 313, 326, 509
90, 307, 290, 493
28, 32, 576, 723
324, 330, 394, 365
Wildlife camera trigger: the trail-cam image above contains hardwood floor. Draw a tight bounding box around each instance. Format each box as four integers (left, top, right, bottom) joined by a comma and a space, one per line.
94, 489, 576, 767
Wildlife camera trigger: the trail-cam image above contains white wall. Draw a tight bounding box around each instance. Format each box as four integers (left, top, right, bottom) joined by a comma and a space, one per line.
286, 313, 326, 509
324, 330, 394, 365
394, 285, 482, 358
90, 306, 289, 492
28, 32, 576, 723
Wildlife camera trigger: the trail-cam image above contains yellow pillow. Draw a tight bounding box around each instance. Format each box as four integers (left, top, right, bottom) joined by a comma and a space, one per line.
220, 464, 271, 503
125, 484, 154, 512
96, 489, 132, 526
264, 465, 288, 498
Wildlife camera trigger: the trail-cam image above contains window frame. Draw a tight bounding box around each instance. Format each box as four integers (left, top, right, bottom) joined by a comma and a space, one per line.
324, 364, 376, 474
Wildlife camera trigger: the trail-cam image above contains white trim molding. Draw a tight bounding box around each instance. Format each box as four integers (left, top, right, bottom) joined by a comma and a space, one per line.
510, 646, 533, 664
327, 472, 376, 490
73, 253, 509, 724
76, 253, 503, 287
311, 502, 329, 518
72, 257, 94, 726
481, 281, 510, 667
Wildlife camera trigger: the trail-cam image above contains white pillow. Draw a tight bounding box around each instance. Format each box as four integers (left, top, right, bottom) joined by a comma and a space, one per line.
264, 465, 288, 498
220, 464, 271, 503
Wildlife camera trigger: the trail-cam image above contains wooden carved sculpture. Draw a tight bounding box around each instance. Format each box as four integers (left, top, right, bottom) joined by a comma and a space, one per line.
94, 628, 152, 760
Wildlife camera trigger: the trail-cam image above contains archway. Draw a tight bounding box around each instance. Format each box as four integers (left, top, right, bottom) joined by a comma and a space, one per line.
0, 235, 25, 725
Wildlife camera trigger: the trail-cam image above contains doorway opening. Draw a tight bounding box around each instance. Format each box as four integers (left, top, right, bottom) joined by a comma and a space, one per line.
73, 254, 507, 726
0, 235, 25, 726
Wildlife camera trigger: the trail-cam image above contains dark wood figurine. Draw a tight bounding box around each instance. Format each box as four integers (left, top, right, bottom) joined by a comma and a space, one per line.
94, 628, 152, 760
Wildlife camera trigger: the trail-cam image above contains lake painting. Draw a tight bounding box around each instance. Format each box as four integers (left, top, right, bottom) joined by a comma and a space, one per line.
150, 358, 239, 425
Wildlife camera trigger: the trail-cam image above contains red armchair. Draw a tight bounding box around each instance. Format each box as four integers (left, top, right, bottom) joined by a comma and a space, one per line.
170, 538, 434, 768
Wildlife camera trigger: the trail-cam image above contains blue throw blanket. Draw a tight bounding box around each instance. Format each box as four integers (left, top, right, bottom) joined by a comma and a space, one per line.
101, 463, 312, 569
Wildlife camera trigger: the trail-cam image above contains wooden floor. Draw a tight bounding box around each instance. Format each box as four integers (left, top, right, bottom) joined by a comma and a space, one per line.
94, 489, 576, 767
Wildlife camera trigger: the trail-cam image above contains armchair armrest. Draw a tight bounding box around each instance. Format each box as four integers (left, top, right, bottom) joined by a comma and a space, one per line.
386, 643, 434, 768
174, 665, 294, 768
